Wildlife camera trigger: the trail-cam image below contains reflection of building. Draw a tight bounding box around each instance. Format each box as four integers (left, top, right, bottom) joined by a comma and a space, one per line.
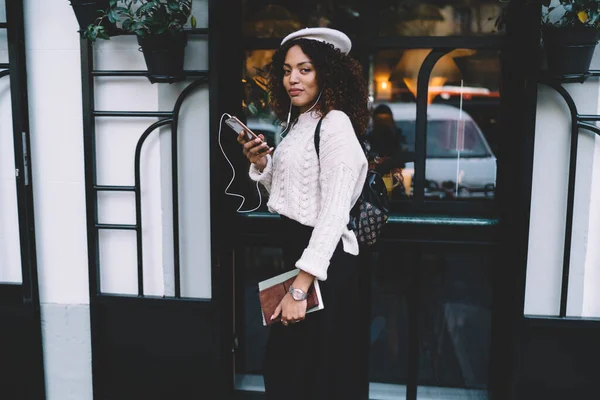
378, 1, 503, 36
2, 1, 600, 400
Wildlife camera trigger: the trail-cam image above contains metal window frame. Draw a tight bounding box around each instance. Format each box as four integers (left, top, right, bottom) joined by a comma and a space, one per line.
0, 0, 46, 398
80, 31, 210, 299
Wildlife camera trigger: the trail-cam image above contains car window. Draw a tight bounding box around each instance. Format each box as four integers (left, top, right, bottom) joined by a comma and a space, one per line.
395, 120, 490, 158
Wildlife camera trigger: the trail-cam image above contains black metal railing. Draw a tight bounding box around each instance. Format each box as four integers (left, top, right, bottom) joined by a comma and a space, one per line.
2, 0, 40, 306
1, 1, 46, 397
540, 71, 600, 318
81, 29, 209, 299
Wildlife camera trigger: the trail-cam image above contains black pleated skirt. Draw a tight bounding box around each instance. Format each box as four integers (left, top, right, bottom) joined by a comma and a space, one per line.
263, 215, 369, 400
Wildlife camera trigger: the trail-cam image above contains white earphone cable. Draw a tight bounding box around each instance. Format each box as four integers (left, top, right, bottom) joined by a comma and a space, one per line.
218, 113, 263, 213
278, 90, 322, 139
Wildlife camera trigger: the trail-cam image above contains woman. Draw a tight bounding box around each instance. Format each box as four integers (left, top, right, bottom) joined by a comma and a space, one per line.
237, 27, 370, 399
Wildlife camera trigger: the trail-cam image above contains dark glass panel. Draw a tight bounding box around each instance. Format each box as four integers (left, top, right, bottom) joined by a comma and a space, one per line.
416, 250, 493, 399
235, 246, 285, 379
379, 1, 504, 37
242, 1, 363, 38
368, 243, 414, 387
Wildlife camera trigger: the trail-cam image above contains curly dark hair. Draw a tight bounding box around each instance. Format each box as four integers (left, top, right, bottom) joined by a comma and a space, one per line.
266, 38, 370, 136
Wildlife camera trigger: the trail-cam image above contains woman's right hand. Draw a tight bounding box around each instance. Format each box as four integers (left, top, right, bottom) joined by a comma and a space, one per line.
237, 131, 273, 172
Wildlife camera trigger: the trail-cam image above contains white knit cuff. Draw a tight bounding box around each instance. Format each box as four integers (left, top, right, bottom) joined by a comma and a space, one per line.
248, 154, 272, 182
295, 248, 330, 281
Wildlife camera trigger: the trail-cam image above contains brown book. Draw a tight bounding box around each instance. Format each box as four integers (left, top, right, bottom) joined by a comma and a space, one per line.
258, 269, 324, 326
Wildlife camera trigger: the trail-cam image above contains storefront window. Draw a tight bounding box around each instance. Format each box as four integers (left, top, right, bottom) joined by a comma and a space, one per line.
371, 49, 500, 201
378, 0, 504, 37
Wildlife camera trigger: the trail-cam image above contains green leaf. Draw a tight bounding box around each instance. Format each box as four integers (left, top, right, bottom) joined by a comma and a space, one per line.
167, 1, 179, 11
190, 15, 197, 29
97, 30, 111, 40
248, 103, 258, 115
137, 2, 156, 15
107, 10, 117, 23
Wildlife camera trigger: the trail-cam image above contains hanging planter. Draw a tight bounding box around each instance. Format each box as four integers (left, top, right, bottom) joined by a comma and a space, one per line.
137, 32, 187, 83
70, 0, 118, 36
84, 0, 196, 83
542, 27, 600, 76
541, 0, 600, 77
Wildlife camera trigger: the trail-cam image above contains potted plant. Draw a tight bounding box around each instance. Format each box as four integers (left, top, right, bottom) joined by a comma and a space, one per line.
70, 0, 118, 35
541, 0, 600, 76
85, 0, 197, 83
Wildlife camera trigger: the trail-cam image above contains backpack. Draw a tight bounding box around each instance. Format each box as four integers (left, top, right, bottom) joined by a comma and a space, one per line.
314, 118, 389, 246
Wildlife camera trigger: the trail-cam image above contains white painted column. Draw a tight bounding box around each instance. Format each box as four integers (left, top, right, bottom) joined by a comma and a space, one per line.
525, 49, 600, 316
24, 1, 93, 399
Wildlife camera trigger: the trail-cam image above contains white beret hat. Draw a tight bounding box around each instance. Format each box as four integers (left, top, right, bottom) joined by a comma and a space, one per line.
280, 27, 352, 55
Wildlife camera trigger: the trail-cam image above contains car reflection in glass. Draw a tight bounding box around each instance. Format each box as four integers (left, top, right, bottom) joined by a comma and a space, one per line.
246, 102, 497, 201
374, 103, 497, 200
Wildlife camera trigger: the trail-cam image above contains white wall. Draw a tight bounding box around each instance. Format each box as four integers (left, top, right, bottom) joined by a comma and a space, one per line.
582, 102, 600, 317
525, 49, 600, 317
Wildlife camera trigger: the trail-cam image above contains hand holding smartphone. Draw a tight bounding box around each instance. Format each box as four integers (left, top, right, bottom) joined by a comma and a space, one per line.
225, 116, 261, 142
225, 115, 273, 168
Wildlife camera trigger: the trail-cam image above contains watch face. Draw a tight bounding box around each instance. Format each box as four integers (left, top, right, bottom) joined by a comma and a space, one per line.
290, 287, 306, 301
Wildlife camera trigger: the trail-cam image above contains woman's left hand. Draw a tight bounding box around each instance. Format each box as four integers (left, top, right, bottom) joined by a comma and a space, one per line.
271, 293, 307, 326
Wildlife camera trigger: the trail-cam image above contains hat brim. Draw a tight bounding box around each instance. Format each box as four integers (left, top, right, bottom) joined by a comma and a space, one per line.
281, 27, 352, 54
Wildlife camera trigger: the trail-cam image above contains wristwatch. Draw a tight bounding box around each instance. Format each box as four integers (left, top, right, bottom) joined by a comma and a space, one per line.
288, 285, 308, 301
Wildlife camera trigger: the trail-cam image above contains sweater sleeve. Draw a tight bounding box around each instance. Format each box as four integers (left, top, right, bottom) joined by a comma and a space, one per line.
295, 111, 367, 281
248, 154, 273, 193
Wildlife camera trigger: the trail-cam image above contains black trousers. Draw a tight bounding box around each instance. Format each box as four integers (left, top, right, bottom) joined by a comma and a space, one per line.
263, 216, 369, 400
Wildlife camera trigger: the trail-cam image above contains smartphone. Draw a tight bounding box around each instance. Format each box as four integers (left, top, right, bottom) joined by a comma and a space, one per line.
225, 116, 261, 142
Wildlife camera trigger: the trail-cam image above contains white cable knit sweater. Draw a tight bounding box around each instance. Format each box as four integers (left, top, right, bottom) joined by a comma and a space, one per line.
248, 110, 368, 281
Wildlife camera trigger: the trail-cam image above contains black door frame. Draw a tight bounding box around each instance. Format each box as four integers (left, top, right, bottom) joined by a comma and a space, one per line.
0, 1, 46, 398
212, 1, 543, 399
79, 0, 231, 398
